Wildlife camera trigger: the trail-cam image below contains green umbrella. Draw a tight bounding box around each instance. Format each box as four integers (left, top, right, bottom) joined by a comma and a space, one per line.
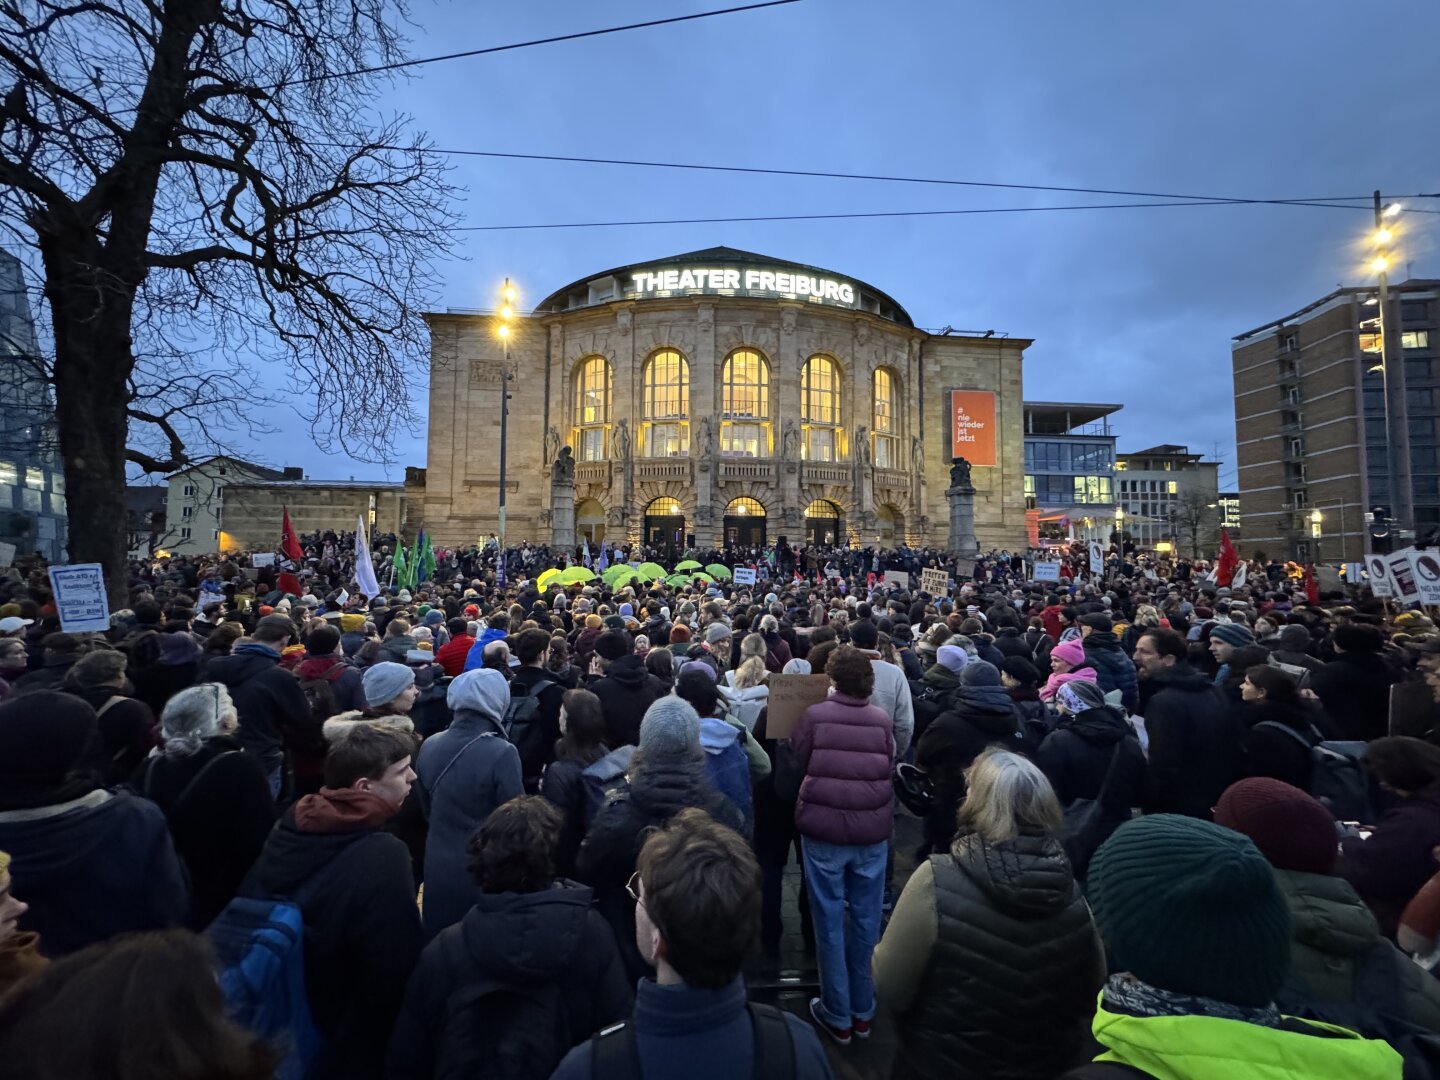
704, 564, 732, 580
691, 572, 715, 584
674, 559, 703, 571
558, 566, 595, 585
637, 562, 668, 581
536, 568, 563, 590
601, 564, 636, 584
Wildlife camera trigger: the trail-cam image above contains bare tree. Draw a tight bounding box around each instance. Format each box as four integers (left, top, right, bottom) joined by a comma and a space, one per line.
1170, 490, 1215, 559
0, 0, 456, 601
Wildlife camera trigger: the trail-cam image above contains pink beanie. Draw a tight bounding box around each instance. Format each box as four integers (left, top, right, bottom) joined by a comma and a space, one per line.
1051, 639, 1086, 667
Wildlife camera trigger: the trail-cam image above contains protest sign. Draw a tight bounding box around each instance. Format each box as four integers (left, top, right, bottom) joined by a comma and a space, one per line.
1343, 562, 1364, 585
1365, 553, 1393, 597
882, 570, 909, 589
1409, 550, 1440, 605
1316, 565, 1344, 596
952, 559, 975, 580
764, 673, 832, 739
1088, 541, 1105, 576
920, 567, 949, 596
251, 552, 275, 568
1032, 561, 1061, 582
48, 563, 110, 632
1388, 547, 1421, 604
0, 541, 14, 567
732, 566, 757, 586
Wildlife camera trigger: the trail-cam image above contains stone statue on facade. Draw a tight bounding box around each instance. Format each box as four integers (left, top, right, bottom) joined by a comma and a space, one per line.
697, 416, 715, 459
782, 418, 800, 461
544, 427, 560, 471
611, 418, 631, 463
911, 435, 925, 479
553, 445, 575, 485
855, 425, 871, 469
950, 458, 972, 489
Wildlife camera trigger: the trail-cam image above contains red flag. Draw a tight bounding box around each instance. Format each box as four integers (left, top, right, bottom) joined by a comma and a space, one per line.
1216, 528, 1239, 587
277, 571, 303, 597
280, 506, 303, 562
1304, 563, 1320, 605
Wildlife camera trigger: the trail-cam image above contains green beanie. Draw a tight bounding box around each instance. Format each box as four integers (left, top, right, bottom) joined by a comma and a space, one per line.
1088, 814, 1291, 1007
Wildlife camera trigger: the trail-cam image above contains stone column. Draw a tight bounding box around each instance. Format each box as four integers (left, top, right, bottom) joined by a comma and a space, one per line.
947, 458, 980, 557
549, 448, 576, 550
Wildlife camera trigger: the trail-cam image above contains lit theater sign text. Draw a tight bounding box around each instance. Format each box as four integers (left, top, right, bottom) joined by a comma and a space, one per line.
628, 267, 857, 307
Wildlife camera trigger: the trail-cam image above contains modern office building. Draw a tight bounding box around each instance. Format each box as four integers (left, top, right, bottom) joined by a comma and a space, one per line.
1218, 491, 1242, 543
0, 249, 67, 562
1232, 278, 1440, 563
1023, 401, 1120, 543
417, 247, 1032, 552
1114, 444, 1221, 554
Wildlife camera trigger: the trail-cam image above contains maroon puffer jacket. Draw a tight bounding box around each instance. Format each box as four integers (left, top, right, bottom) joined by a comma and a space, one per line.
792, 692, 895, 846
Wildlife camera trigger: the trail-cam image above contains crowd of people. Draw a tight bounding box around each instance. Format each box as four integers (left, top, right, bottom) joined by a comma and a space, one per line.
1, 529, 1439, 1078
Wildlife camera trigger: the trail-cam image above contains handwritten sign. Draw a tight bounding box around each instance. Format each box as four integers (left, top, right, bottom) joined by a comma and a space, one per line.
1032, 562, 1061, 582
920, 567, 949, 596
48, 563, 110, 632
732, 566, 757, 586
764, 673, 832, 740
251, 552, 275, 568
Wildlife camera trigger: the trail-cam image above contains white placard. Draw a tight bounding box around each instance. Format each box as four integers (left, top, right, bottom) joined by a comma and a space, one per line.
732, 566, 757, 586
251, 552, 275, 568
1409, 551, 1440, 605
1343, 561, 1364, 584
920, 567, 949, 596
882, 570, 910, 589
47, 563, 111, 633
1366, 552, 1394, 598
0, 541, 14, 567
1388, 547, 1421, 604
336, 588, 350, 607
1032, 562, 1061, 582
1088, 541, 1105, 576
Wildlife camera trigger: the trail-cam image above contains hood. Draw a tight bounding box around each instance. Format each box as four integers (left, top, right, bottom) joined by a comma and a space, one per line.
447, 667, 510, 722
295, 654, 348, 681
245, 809, 378, 898
0, 791, 126, 881
921, 665, 960, 691
1061, 705, 1133, 746
722, 684, 769, 704
204, 648, 280, 686
951, 830, 1078, 916
630, 755, 710, 818
1275, 870, 1379, 959
1084, 631, 1123, 651
699, 716, 739, 754
459, 883, 598, 981
603, 654, 650, 687
954, 684, 1019, 729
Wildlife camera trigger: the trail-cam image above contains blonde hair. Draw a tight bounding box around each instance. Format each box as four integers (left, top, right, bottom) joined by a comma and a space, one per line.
956, 748, 1063, 844
1134, 605, 1161, 628
0, 850, 8, 876
739, 633, 767, 660
733, 656, 767, 690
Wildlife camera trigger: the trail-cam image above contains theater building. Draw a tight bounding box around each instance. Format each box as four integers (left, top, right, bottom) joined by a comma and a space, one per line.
416, 248, 1031, 552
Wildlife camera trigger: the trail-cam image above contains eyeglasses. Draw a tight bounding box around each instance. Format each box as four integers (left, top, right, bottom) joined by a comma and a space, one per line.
625, 871, 643, 904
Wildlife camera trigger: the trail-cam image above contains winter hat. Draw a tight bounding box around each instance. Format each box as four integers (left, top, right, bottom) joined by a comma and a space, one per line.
782, 658, 812, 675
1214, 778, 1339, 875
1277, 624, 1310, 651
584, 614, 603, 630
339, 614, 366, 633
423, 610, 444, 626
362, 661, 416, 708
1051, 639, 1087, 667
603, 615, 627, 631
1088, 814, 1292, 1007
936, 644, 970, 674
679, 660, 718, 683
639, 696, 702, 762
961, 660, 1000, 687
705, 622, 732, 645
0, 690, 98, 803
594, 629, 631, 662
1058, 679, 1108, 714
157, 631, 202, 667
1211, 622, 1256, 648
669, 625, 692, 644
619, 602, 635, 618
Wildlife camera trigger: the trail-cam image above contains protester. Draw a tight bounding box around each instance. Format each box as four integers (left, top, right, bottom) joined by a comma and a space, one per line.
1237, 664, 1326, 790
1039, 638, 1097, 703
589, 629, 669, 748
1309, 624, 1402, 742
509, 627, 566, 788
848, 618, 915, 758
875, 748, 1103, 1079
0, 849, 44, 998
540, 688, 610, 878
59, 648, 157, 785
1079, 613, 1140, 712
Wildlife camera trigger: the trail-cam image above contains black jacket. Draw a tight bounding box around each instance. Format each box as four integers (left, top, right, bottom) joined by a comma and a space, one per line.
1240, 698, 1326, 792
909, 664, 961, 745
510, 666, 567, 783
137, 736, 276, 928
589, 657, 669, 749
1309, 651, 1402, 742
915, 685, 1027, 850
1139, 663, 1243, 819
386, 882, 632, 1080
1036, 707, 1146, 831
1081, 632, 1139, 713
992, 628, 1034, 661
540, 752, 601, 880
205, 644, 313, 775
241, 811, 422, 1080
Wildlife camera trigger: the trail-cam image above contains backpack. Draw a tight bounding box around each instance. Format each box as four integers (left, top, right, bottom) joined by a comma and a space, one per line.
1253, 722, 1374, 822
433, 972, 571, 1080
503, 677, 558, 780
296, 664, 346, 753
590, 1002, 795, 1080
581, 745, 636, 827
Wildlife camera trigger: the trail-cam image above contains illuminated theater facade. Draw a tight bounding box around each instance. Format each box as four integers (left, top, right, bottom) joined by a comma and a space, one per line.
418, 247, 1030, 552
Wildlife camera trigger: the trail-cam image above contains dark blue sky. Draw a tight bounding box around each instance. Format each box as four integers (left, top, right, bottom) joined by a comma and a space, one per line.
272, 0, 1440, 489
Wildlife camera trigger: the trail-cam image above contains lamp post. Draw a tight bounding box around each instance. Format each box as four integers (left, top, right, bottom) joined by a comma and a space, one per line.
496, 278, 517, 583
1310, 508, 1323, 564
1114, 506, 1125, 548
1371, 195, 1412, 539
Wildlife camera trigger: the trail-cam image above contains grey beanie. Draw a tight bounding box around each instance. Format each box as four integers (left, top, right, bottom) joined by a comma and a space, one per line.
1277, 624, 1310, 651
639, 695, 701, 761
961, 659, 1001, 687
363, 661, 415, 708
705, 621, 732, 645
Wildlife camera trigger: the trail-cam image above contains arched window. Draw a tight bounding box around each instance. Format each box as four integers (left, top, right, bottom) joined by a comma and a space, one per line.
572, 356, 611, 462
801, 355, 842, 461
872, 368, 900, 469
640, 349, 689, 457
721, 349, 771, 457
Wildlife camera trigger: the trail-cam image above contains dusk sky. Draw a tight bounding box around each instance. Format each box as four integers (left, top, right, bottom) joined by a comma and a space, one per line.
258, 0, 1440, 490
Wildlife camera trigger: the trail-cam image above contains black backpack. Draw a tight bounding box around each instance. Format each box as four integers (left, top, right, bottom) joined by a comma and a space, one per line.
590, 1002, 795, 1080
1252, 721, 1373, 822
295, 666, 344, 753
433, 972, 571, 1080
503, 677, 557, 781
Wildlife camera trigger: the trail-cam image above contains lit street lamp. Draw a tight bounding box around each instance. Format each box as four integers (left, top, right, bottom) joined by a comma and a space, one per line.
496, 278, 517, 583
1310, 507, 1323, 564
1370, 194, 1412, 538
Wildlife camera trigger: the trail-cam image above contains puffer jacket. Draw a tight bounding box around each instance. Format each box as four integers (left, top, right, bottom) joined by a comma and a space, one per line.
1082, 631, 1139, 712
1273, 869, 1440, 1037
915, 685, 1027, 851
875, 830, 1102, 1080
1035, 705, 1146, 839
792, 692, 894, 846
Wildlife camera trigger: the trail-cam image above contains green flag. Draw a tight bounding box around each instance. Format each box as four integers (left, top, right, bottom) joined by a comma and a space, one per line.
393, 545, 410, 591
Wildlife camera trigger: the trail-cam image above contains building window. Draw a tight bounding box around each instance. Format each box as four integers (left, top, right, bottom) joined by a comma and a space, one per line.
48, 493, 65, 515
1073, 476, 1113, 504
1281, 331, 1298, 352
639, 349, 690, 458
180, 527, 192, 540
0, 463, 14, 486
20, 489, 40, 512
181, 505, 194, 520
872, 368, 900, 469
217, 466, 226, 476
1412, 417, 1437, 440
183, 484, 196, 497
1360, 333, 1383, 355
721, 349, 770, 456
24, 468, 43, 491
572, 356, 612, 462
801, 356, 841, 461
1404, 301, 1429, 322
1403, 331, 1430, 350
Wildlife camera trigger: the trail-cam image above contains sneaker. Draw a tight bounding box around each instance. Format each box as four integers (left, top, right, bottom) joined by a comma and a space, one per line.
809, 998, 852, 1046
852, 1017, 872, 1040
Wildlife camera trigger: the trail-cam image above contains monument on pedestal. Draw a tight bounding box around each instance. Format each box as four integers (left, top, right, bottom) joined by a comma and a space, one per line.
947, 457, 980, 557
550, 446, 576, 550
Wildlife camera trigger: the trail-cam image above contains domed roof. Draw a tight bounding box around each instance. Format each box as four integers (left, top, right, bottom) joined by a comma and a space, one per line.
533, 246, 913, 328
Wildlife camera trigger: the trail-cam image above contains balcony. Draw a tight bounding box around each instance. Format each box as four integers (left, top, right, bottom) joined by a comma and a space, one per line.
720, 459, 775, 483
874, 467, 911, 491
574, 462, 610, 485
803, 462, 851, 485
635, 459, 692, 483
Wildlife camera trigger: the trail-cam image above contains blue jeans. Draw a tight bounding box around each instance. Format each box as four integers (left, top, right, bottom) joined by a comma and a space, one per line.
802, 836, 887, 1027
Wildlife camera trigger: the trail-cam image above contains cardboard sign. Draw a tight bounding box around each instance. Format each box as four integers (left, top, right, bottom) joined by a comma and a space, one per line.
0, 541, 14, 567
1410, 550, 1440, 605
251, 552, 276, 568
764, 673, 832, 740
949, 390, 997, 466
1388, 547, 1421, 604
1316, 565, 1345, 595
920, 567, 949, 596
953, 559, 975, 581
732, 566, 757, 586
47, 563, 110, 633
1365, 553, 1394, 597
1032, 561, 1061, 582
1088, 541, 1105, 576
882, 570, 909, 589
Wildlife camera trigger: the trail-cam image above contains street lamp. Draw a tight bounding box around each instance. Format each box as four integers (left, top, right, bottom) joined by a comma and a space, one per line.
1310, 508, 1323, 564
496, 278, 517, 583
1369, 193, 1413, 538
1114, 506, 1125, 547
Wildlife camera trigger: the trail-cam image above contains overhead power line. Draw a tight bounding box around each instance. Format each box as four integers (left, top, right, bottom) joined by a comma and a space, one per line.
276, 0, 804, 88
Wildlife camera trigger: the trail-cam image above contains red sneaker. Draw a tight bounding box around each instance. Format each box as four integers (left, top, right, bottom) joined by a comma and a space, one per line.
809, 998, 852, 1046
852, 1017, 872, 1040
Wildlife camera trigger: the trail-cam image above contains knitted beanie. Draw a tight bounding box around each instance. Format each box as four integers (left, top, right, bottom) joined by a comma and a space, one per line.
584, 614, 603, 630
936, 644, 969, 674
1089, 814, 1291, 1007
669, 625, 692, 643
705, 621, 733, 645
1051, 639, 1086, 667
1277, 624, 1310, 651
362, 661, 416, 708
594, 629, 631, 662
1214, 778, 1339, 875
0, 690, 98, 799
339, 614, 366, 633
1210, 622, 1256, 647
961, 660, 1000, 687
639, 695, 701, 761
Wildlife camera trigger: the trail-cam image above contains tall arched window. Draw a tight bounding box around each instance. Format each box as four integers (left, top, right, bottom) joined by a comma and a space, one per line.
639, 349, 690, 457
572, 356, 611, 462
801, 355, 842, 461
872, 368, 900, 469
721, 348, 771, 457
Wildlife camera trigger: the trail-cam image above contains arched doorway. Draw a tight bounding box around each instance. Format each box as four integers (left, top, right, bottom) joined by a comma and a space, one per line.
643, 496, 686, 559
805, 499, 842, 547
877, 504, 904, 548
723, 497, 767, 549
576, 499, 606, 544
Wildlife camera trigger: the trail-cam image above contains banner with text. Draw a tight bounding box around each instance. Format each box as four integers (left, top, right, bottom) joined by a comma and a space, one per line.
48, 563, 110, 633
1366, 553, 1395, 598
1411, 550, 1440, 605
1032, 561, 1061, 582
949, 390, 997, 466
732, 566, 757, 586
920, 567, 949, 596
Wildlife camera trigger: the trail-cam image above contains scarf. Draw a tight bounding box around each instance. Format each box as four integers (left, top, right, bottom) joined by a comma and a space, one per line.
1103, 973, 1280, 1028
293, 786, 400, 834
